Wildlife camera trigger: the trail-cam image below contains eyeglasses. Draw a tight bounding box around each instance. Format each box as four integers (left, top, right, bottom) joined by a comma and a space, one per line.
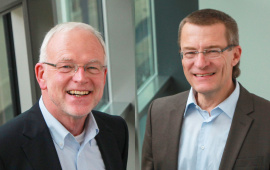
43, 62, 107, 75
180, 45, 236, 60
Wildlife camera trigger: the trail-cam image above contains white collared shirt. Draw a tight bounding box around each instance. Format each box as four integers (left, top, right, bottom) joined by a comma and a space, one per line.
39, 97, 105, 170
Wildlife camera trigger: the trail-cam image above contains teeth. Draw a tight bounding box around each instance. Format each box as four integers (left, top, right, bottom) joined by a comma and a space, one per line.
68, 90, 90, 96
196, 73, 214, 77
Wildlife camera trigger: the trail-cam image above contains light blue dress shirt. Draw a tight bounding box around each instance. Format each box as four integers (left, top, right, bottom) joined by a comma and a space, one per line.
178, 82, 240, 170
39, 98, 105, 170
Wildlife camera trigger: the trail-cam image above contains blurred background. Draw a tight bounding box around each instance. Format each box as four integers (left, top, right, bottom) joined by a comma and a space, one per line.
0, 0, 269, 169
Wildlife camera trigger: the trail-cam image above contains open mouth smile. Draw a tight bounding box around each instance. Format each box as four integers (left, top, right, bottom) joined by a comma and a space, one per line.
67, 90, 91, 97
195, 73, 215, 77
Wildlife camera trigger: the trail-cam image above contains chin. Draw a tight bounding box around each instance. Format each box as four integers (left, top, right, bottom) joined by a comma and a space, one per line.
193, 86, 215, 94
65, 107, 93, 118
67, 111, 90, 119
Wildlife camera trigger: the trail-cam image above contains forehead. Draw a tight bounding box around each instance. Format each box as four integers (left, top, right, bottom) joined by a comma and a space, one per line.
47, 28, 105, 62
180, 23, 227, 49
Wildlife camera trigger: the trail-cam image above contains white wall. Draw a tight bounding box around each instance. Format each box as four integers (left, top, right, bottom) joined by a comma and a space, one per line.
199, 0, 270, 100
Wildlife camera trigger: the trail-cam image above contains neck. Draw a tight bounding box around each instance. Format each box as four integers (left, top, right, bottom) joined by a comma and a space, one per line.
41, 95, 88, 136
60, 116, 87, 136
49, 111, 87, 136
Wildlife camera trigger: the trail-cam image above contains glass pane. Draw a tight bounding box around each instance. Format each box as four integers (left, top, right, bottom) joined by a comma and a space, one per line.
55, 0, 108, 110
0, 17, 15, 125
135, 0, 156, 90
56, 0, 103, 32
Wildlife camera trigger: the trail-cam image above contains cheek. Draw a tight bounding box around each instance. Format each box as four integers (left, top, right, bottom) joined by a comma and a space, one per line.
182, 61, 192, 75
219, 57, 233, 77
92, 76, 106, 89
47, 74, 68, 92
221, 57, 228, 68
97, 79, 106, 89
182, 60, 187, 71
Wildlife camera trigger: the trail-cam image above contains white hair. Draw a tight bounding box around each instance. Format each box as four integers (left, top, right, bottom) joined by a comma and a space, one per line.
39, 22, 107, 65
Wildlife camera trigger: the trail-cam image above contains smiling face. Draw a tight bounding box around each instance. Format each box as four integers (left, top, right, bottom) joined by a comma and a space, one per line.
180, 23, 241, 99
35, 28, 107, 120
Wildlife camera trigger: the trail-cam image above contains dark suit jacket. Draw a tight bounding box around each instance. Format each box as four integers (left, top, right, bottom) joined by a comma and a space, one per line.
142, 84, 270, 170
0, 102, 128, 170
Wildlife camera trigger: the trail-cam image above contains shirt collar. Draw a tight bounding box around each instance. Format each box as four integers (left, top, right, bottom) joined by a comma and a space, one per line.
217, 81, 240, 119
39, 97, 99, 149
184, 81, 240, 119
184, 88, 198, 117
83, 110, 99, 146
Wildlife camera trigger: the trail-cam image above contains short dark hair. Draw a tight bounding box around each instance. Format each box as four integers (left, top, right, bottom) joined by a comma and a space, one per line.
178, 9, 240, 78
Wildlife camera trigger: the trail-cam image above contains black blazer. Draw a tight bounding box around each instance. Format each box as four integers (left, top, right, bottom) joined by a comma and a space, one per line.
0, 102, 128, 170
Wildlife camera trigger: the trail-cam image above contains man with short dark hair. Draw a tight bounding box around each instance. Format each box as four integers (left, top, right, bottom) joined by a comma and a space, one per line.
142, 9, 270, 170
0, 22, 128, 170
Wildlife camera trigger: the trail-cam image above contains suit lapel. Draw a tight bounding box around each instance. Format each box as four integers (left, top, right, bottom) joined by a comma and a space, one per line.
22, 103, 62, 170
94, 114, 123, 170
163, 91, 189, 169
219, 85, 254, 170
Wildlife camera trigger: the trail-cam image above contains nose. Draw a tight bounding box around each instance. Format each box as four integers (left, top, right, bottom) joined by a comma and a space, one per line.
194, 52, 209, 69
72, 66, 88, 84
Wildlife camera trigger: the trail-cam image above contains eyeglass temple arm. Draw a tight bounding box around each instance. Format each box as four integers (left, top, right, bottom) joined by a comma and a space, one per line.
43, 62, 57, 67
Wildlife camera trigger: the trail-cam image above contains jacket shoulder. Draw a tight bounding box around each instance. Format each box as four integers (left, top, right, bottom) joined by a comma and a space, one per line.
251, 93, 270, 108
151, 90, 189, 109
92, 110, 126, 125
0, 103, 41, 141
249, 92, 270, 119
0, 110, 28, 138
239, 84, 270, 113
92, 110, 128, 136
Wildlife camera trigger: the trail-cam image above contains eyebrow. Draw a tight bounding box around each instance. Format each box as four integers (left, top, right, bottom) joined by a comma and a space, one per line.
57, 59, 105, 67
88, 60, 104, 65
58, 58, 102, 63
89, 59, 100, 63
59, 57, 72, 61
182, 45, 223, 51
181, 47, 197, 50
205, 45, 223, 49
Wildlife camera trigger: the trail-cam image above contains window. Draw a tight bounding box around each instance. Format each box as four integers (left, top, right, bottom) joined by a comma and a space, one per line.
0, 15, 20, 125
135, 0, 157, 91
56, 0, 103, 31
55, 0, 108, 110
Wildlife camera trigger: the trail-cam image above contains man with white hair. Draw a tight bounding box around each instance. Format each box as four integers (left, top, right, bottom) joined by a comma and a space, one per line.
0, 22, 128, 170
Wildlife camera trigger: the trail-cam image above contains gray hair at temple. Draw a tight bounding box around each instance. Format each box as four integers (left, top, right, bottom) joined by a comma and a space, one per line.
39, 22, 107, 65
178, 9, 241, 78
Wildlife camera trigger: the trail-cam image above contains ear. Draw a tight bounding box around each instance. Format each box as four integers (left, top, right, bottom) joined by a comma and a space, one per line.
232, 45, 242, 66
35, 63, 47, 90
103, 68, 107, 84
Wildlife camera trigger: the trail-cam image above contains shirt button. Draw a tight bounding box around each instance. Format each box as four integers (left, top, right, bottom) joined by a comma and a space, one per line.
201, 145, 205, 150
